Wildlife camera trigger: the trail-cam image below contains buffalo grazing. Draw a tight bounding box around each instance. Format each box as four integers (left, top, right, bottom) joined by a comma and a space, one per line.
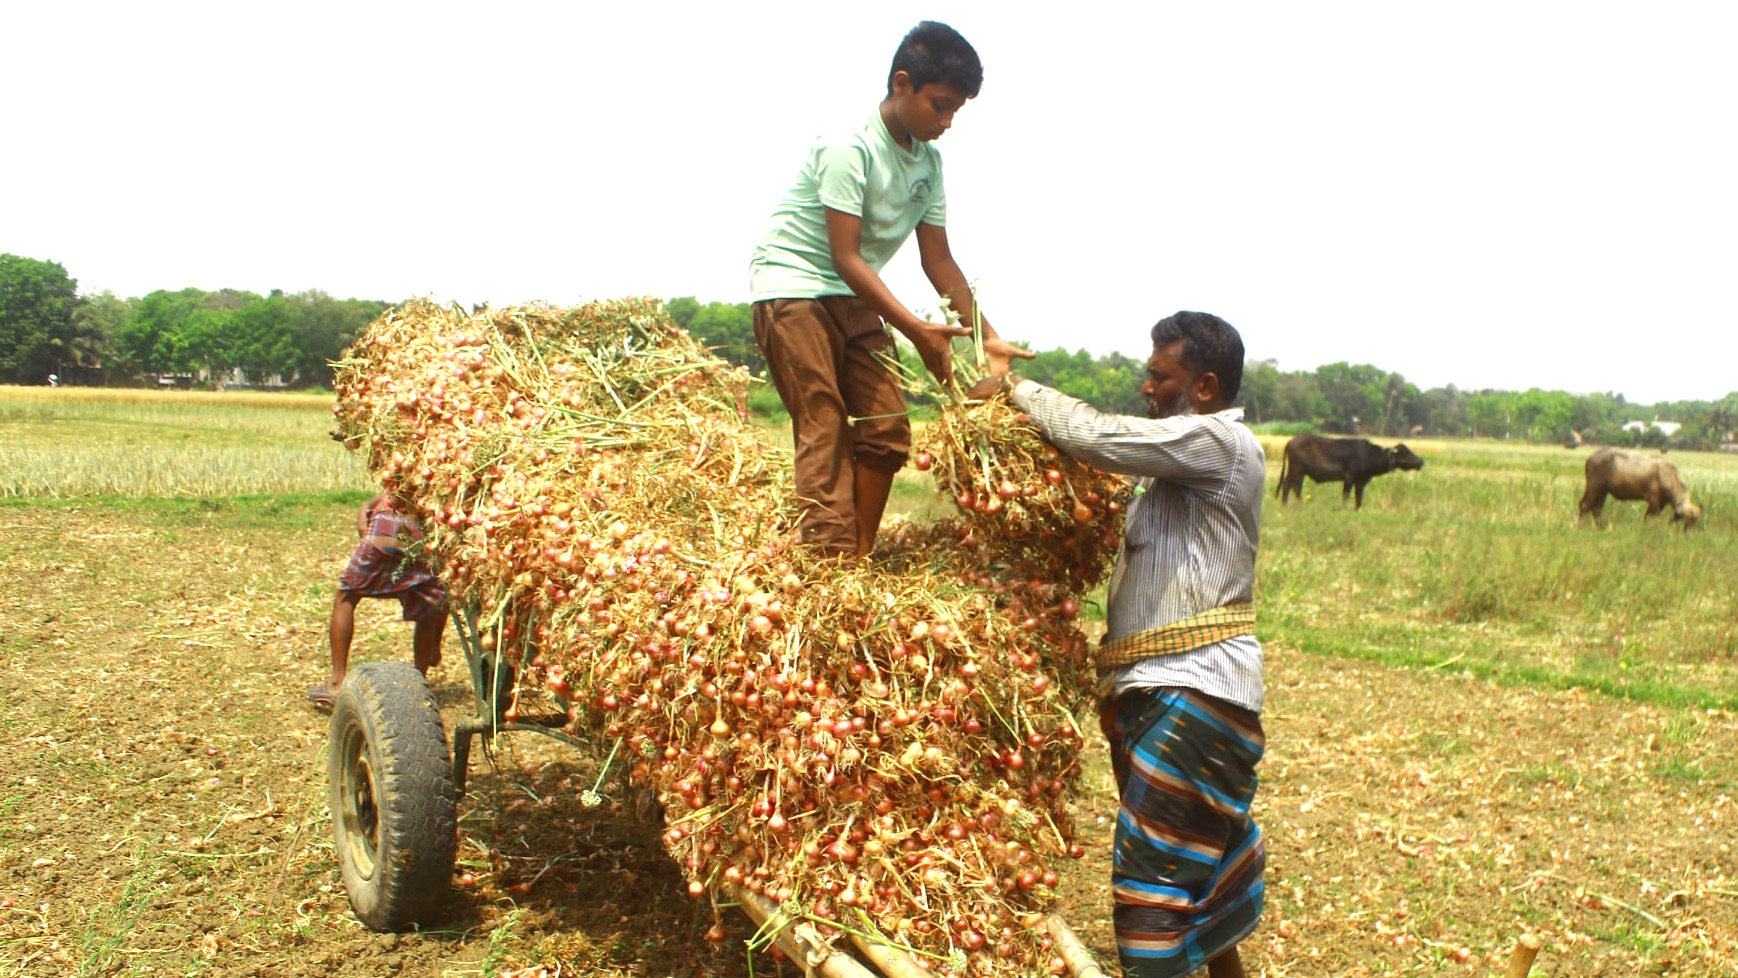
1578, 447, 1701, 529
1276, 435, 1424, 509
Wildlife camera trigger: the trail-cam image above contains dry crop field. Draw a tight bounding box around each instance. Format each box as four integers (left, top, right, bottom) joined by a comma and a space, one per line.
0, 386, 1733, 977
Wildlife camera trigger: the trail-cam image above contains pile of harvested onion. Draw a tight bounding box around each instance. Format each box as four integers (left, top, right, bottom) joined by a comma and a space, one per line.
332, 299, 1126, 975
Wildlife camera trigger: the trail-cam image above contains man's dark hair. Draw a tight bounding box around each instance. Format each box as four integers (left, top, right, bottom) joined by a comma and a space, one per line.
888, 21, 982, 98
1151, 311, 1244, 403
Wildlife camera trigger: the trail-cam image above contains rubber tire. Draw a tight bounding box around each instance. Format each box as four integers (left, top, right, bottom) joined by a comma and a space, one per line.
328, 661, 457, 931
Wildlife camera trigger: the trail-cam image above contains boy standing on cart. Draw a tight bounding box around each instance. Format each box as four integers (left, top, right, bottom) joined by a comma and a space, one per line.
748, 20, 1032, 558
307, 492, 447, 710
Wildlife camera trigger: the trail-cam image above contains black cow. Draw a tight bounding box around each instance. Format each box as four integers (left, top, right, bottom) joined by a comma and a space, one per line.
1276, 435, 1424, 509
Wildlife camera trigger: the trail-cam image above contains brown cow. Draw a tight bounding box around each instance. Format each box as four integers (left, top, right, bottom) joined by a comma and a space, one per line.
1578, 447, 1701, 528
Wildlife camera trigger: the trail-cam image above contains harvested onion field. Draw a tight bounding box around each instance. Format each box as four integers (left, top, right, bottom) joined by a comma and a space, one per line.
0, 386, 373, 498
0, 385, 1733, 977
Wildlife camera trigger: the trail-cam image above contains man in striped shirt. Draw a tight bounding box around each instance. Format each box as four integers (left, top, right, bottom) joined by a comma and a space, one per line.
976, 311, 1266, 978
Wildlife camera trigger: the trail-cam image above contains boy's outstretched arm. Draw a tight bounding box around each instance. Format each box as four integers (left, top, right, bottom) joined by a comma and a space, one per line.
915, 222, 1035, 376
824, 208, 969, 385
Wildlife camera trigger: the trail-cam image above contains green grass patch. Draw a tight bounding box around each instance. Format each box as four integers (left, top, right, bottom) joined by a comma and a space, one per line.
0, 489, 374, 527
1649, 755, 1716, 785
744, 385, 788, 422
74, 843, 158, 976
1504, 762, 1590, 790
1259, 438, 1738, 711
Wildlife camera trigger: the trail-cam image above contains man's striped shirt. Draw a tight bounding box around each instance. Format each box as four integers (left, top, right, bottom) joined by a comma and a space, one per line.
1009, 382, 1266, 712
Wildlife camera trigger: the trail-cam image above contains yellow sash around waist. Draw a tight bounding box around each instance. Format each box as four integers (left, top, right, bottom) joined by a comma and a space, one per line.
1094, 601, 1256, 672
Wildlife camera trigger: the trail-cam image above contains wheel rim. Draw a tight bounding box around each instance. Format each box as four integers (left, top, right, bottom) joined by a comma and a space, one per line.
338, 720, 382, 880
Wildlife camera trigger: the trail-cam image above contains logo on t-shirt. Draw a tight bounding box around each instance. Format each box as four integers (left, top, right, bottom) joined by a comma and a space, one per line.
908, 178, 932, 203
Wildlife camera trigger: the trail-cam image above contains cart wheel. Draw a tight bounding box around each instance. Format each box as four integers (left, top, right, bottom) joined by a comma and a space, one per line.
328, 661, 457, 931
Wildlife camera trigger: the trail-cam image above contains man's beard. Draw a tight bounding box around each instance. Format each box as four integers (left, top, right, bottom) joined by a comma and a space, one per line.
1147, 390, 1195, 420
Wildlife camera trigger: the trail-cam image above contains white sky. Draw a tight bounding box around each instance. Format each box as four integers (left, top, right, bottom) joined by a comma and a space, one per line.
4, 1, 1733, 405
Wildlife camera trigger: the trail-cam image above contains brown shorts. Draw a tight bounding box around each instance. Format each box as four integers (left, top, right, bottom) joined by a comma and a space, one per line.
753, 296, 911, 553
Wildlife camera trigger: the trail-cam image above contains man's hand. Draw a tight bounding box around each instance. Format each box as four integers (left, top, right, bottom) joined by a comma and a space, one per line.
965, 373, 1025, 401
983, 336, 1035, 376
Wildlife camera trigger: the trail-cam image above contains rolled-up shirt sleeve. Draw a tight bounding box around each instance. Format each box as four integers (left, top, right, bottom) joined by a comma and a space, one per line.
1009, 381, 1241, 487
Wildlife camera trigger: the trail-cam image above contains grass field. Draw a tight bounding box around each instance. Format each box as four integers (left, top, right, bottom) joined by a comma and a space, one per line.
0, 385, 373, 497
1251, 436, 1738, 711
1, 388, 1734, 977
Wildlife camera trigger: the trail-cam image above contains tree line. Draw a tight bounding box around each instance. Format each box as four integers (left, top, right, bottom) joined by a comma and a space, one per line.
3, 257, 1731, 450
664, 297, 1738, 451
1, 254, 390, 388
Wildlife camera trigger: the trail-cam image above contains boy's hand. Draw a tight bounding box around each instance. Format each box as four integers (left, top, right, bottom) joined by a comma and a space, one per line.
983, 336, 1035, 375
358, 492, 393, 538
905, 321, 969, 386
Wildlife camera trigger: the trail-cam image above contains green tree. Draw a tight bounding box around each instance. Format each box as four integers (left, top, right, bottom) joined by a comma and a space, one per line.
71, 290, 134, 381
1413, 386, 1469, 436
1467, 391, 1515, 439
114, 287, 274, 379
1091, 352, 1146, 415
1024, 348, 1099, 401
229, 293, 299, 382
174, 306, 237, 375
1315, 362, 1391, 433
116, 288, 205, 375
1512, 388, 1575, 442
1569, 392, 1624, 440
281, 290, 389, 387
1277, 370, 1327, 426
1240, 359, 1326, 426
1711, 392, 1738, 444
0, 254, 80, 384
666, 297, 761, 374
1379, 375, 1420, 436
185, 288, 260, 377
664, 296, 701, 329
1239, 359, 1281, 424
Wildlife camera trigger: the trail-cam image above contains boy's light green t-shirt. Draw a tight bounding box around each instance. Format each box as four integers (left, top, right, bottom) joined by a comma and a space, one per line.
748, 110, 947, 301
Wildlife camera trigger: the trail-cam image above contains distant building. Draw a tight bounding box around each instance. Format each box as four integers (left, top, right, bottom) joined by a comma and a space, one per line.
146, 368, 288, 391
1622, 420, 1681, 438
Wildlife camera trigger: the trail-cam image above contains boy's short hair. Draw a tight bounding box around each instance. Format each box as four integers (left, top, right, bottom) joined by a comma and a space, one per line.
887, 21, 982, 98
1151, 311, 1245, 403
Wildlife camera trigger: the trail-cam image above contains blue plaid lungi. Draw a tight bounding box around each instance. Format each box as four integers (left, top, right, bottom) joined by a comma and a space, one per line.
1103, 686, 1265, 977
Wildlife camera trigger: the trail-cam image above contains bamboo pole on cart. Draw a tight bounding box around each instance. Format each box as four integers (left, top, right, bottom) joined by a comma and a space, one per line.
846, 931, 933, 978
729, 886, 1107, 978
730, 886, 878, 978
1046, 914, 1108, 978
1505, 933, 1542, 978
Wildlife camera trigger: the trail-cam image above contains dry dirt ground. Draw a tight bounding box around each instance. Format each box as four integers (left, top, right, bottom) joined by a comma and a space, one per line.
1, 499, 1733, 977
